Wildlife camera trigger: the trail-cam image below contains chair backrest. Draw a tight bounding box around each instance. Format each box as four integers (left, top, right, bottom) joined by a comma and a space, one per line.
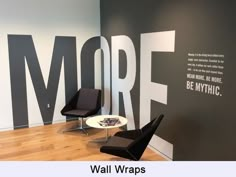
128, 114, 164, 160
76, 88, 101, 111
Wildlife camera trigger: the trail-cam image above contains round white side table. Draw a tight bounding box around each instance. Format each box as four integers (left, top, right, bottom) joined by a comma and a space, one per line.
86, 115, 128, 142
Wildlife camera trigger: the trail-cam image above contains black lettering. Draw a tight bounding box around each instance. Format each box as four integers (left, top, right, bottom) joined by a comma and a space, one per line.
129, 167, 134, 173
141, 167, 146, 173
115, 165, 125, 173
8, 35, 78, 128
90, 165, 100, 173
81, 36, 101, 88
134, 167, 141, 175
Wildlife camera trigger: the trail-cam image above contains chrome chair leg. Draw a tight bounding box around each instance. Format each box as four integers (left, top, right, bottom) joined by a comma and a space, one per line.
63, 117, 90, 135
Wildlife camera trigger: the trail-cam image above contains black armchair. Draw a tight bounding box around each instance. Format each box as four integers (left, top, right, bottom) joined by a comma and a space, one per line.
100, 114, 164, 160
61, 88, 101, 134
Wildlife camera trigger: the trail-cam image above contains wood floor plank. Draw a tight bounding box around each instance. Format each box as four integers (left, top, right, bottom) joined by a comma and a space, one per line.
0, 121, 166, 161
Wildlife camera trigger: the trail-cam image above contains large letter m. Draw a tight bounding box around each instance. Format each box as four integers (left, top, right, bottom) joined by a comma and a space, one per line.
8, 35, 78, 128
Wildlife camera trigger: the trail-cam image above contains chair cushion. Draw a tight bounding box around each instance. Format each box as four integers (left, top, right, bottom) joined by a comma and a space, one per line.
76, 89, 100, 110
114, 129, 142, 140
103, 136, 133, 148
63, 109, 91, 117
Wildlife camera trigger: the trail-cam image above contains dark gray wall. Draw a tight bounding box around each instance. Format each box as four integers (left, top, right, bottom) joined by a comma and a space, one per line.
101, 0, 236, 160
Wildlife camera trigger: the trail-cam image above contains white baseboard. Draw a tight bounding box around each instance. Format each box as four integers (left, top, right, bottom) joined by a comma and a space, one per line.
0, 118, 67, 131
0, 127, 13, 132
149, 135, 173, 160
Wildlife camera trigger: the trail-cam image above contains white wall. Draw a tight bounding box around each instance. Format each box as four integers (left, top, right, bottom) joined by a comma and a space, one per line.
0, 0, 101, 130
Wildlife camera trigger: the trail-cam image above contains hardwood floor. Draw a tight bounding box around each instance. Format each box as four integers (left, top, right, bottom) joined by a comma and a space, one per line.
0, 121, 166, 161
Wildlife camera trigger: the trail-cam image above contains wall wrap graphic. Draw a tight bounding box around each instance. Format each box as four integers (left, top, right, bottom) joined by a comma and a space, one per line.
101, 0, 236, 160
8, 35, 78, 128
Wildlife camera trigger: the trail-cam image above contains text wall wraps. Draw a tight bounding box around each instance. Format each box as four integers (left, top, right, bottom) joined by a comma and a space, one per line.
101, 0, 236, 160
